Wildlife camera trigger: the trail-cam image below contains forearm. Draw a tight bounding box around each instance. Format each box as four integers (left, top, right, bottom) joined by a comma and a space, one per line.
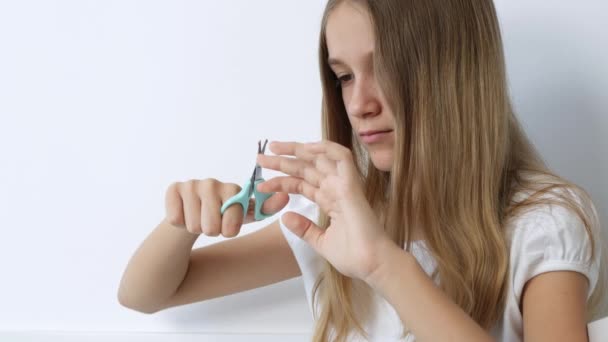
366, 240, 495, 342
118, 219, 199, 312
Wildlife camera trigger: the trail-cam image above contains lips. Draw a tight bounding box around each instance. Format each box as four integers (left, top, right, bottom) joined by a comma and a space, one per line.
359, 129, 392, 136
359, 130, 392, 144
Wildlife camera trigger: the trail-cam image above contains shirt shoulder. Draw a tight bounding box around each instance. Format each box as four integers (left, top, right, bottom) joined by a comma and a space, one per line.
505, 187, 602, 301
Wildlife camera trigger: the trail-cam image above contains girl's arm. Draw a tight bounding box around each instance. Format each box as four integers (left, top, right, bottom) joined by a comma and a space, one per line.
521, 271, 589, 341
366, 240, 590, 342
366, 241, 495, 341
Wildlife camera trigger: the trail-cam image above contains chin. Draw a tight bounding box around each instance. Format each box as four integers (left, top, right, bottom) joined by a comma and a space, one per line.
370, 155, 393, 172
373, 164, 392, 172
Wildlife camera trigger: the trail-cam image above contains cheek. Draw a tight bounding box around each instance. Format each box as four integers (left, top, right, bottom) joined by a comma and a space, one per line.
340, 90, 351, 110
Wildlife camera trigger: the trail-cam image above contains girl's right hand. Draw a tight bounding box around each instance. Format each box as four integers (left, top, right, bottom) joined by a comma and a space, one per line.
163, 178, 289, 237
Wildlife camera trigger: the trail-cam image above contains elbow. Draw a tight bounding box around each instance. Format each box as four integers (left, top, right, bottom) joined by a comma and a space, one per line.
117, 290, 161, 314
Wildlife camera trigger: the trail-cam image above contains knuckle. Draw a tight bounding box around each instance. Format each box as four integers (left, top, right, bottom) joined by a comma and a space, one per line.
165, 183, 186, 227
200, 217, 210, 235
182, 179, 199, 197
165, 215, 180, 227
202, 219, 220, 236
304, 166, 313, 179
222, 222, 240, 238
201, 223, 211, 235
200, 181, 222, 202
222, 207, 243, 238
165, 184, 179, 202
225, 182, 241, 194
187, 219, 202, 234
342, 148, 352, 159
166, 181, 180, 195
199, 178, 216, 192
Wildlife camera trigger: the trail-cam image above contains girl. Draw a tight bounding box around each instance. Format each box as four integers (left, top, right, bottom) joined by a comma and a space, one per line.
119, 0, 607, 341
254, 0, 607, 341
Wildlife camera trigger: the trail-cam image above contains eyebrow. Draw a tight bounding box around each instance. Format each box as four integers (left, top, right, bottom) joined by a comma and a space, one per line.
328, 50, 374, 67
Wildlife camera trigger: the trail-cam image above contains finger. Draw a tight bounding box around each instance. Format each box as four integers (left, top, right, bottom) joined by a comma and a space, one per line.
308, 141, 359, 178
267, 141, 317, 160
315, 154, 337, 175
258, 176, 318, 203
218, 184, 245, 237
219, 204, 244, 237
268, 141, 332, 169
281, 211, 324, 253
257, 154, 325, 187
260, 191, 290, 215
268, 140, 351, 172
267, 140, 347, 160
307, 140, 353, 163
181, 181, 203, 234
202, 196, 224, 236
199, 183, 223, 236
243, 191, 290, 225
164, 183, 185, 227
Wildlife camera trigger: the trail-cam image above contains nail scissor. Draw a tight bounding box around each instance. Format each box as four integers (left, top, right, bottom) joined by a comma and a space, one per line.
220, 139, 276, 221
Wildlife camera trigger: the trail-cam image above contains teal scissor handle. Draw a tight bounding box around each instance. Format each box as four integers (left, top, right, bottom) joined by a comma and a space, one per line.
220, 178, 275, 221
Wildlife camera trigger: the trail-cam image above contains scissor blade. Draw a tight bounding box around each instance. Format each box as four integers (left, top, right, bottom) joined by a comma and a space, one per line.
258, 139, 268, 154
254, 139, 267, 181
254, 164, 263, 181
247, 167, 256, 195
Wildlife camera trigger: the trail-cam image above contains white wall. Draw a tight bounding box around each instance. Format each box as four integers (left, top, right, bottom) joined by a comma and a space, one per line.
0, 0, 606, 340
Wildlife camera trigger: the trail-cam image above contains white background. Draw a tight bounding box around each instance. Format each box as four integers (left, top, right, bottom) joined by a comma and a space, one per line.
0, 1, 606, 341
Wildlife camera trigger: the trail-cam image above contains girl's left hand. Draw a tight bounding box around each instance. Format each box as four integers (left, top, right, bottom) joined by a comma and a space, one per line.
255, 140, 392, 283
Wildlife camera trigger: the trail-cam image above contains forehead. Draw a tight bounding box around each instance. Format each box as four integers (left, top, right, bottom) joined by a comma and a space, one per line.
325, 2, 374, 63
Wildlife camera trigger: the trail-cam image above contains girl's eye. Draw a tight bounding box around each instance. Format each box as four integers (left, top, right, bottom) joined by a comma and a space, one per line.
334, 74, 352, 88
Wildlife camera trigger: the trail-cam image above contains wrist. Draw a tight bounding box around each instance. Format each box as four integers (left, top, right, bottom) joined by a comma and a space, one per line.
365, 238, 413, 290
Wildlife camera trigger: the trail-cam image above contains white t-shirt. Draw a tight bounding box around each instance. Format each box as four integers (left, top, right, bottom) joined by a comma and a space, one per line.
278, 191, 602, 341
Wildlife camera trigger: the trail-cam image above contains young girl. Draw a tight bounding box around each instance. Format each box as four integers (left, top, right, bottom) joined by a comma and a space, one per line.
119, 0, 607, 341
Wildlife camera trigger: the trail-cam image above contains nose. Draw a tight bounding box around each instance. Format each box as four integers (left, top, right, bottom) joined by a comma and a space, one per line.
346, 74, 382, 119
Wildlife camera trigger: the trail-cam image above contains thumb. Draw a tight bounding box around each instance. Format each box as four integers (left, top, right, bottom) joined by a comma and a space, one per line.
243, 192, 289, 225
282, 211, 324, 251
260, 191, 289, 215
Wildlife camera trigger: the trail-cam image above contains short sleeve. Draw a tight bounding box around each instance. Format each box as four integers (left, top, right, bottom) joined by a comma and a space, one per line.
508, 201, 601, 305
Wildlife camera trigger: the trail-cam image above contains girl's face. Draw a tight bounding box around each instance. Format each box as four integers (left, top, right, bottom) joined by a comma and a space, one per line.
325, 2, 395, 172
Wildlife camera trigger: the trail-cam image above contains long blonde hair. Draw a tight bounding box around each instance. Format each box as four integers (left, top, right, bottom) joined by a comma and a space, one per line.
311, 0, 608, 341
